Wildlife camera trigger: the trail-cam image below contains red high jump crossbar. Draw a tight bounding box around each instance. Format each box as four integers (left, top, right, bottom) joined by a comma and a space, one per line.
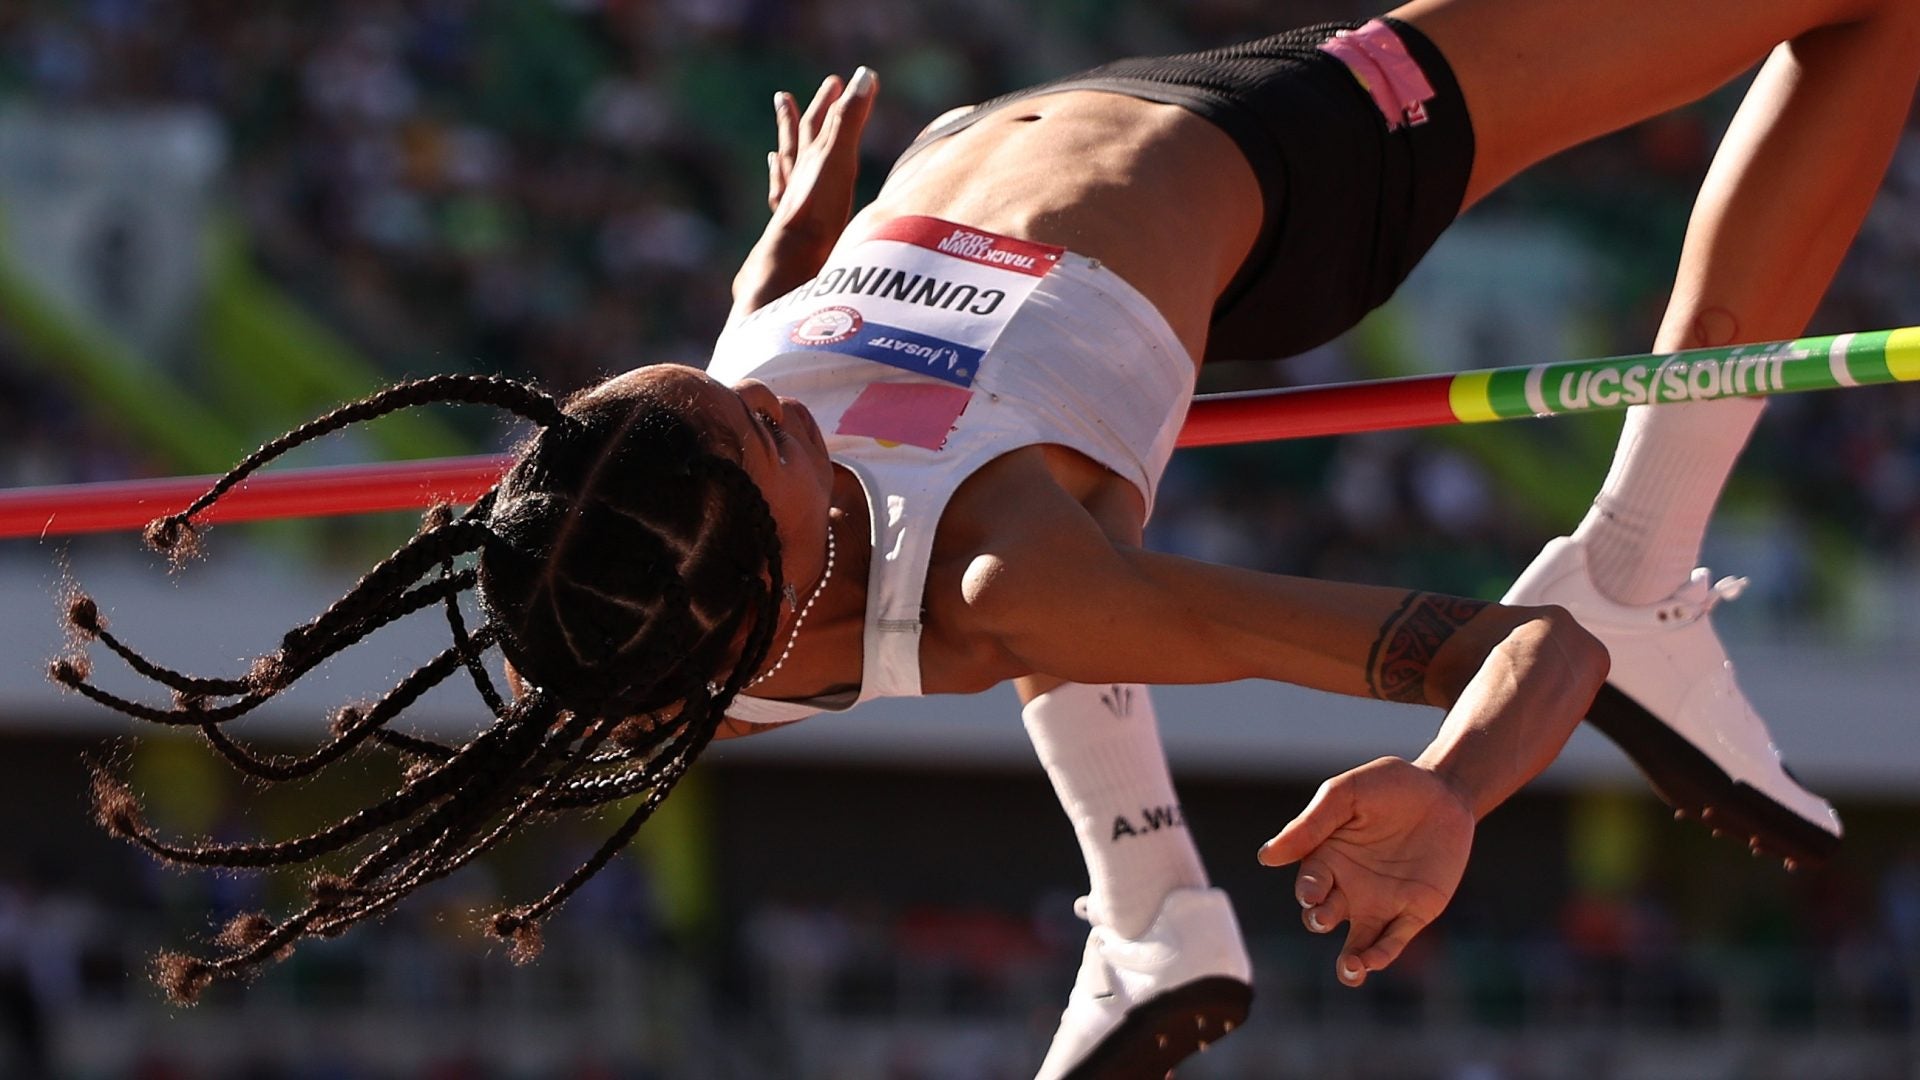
4, 326, 1917, 540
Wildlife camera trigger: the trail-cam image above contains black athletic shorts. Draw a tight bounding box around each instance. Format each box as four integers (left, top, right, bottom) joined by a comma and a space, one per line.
895, 19, 1476, 364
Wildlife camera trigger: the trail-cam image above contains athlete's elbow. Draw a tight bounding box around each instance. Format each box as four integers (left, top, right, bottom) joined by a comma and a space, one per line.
1428, 602, 1607, 709
958, 550, 1155, 681
960, 551, 1047, 652
1535, 603, 1610, 703
1501, 602, 1610, 707
960, 552, 1014, 615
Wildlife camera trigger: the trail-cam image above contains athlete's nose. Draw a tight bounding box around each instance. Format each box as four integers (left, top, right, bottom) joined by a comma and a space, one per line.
735, 379, 783, 422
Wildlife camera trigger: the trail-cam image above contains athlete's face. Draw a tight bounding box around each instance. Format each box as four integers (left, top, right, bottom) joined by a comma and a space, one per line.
583, 365, 836, 620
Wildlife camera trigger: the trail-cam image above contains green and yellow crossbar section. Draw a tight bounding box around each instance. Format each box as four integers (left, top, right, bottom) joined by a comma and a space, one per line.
1184, 326, 1920, 445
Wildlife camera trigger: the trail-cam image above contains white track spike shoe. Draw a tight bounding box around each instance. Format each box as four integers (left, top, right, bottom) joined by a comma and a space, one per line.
1034, 887, 1252, 1080
1505, 536, 1841, 865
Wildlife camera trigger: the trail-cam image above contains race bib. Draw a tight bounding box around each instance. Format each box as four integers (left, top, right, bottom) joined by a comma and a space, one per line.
759, 216, 1063, 388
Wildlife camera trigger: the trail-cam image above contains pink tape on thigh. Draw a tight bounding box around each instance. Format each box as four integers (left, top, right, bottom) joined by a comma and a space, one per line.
1318, 18, 1436, 130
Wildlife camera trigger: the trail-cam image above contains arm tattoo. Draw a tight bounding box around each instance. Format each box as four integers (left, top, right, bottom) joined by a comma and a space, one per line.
1364, 592, 1488, 705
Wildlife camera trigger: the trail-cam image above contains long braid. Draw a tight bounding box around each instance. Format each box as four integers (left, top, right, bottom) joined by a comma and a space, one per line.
196, 625, 495, 783
366, 726, 457, 763
256, 520, 496, 688
311, 707, 615, 946
50, 570, 478, 735
144, 375, 562, 558
192, 576, 485, 779
491, 696, 723, 950
305, 696, 568, 924
63, 593, 251, 696
71, 369, 795, 999
488, 571, 774, 944
427, 500, 509, 716
92, 703, 517, 870
52, 525, 495, 730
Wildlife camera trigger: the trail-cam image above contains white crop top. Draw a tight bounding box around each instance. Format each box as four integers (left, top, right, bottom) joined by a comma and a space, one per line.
706, 216, 1195, 723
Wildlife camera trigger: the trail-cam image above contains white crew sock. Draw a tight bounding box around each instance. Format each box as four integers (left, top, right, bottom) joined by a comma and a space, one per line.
1022, 682, 1208, 940
1570, 396, 1765, 606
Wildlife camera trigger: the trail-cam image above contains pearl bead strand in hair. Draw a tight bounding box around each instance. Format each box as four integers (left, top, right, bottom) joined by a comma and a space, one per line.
746, 522, 836, 689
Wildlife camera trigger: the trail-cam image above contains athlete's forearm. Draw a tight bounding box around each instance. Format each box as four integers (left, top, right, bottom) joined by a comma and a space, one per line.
1103, 546, 1566, 704
1410, 610, 1607, 819
729, 232, 833, 323
981, 535, 1595, 715
983, 543, 1425, 693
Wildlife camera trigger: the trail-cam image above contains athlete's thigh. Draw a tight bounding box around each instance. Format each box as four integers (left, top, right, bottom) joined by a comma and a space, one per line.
1387, 0, 1892, 204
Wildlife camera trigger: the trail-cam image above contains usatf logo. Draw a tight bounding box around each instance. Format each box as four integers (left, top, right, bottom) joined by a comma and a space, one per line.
936, 228, 1042, 272
790, 306, 863, 346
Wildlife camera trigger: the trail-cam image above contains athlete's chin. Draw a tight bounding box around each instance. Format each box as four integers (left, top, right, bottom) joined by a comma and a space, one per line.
797, 405, 834, 482
795, 400, 825, 446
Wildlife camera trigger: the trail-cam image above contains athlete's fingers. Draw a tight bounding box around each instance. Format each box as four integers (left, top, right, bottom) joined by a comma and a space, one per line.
841, 66, 877, 111
800, 74, 843, 145
826, 68, 876, 148
1354, 912, 1426, 975
1302, 885, 1348, 935
1292, 852, 1338, 910
1335, 949, 1369, 986
768, 93, 798, 212
1258, 776, 1350, 868
1337, 918, 1385, 987
774, 91, 799, 163
810, 107, 845, 176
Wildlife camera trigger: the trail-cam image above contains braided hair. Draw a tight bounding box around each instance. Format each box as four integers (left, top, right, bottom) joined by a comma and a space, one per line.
50, 372, 787, 1002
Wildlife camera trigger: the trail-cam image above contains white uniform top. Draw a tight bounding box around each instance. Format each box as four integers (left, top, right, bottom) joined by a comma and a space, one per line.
706, 216, 1195, 724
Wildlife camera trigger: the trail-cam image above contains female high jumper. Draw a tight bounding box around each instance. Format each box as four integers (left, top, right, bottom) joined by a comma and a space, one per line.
54, 0, 1917, 1076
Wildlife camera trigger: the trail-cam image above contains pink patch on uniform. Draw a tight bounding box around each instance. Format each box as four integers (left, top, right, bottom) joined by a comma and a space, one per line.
835, 382, 973, 450
1319, 19, 1435, 131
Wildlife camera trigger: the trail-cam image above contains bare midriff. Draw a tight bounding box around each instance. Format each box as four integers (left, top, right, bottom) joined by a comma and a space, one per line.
853, 90, 1265, 365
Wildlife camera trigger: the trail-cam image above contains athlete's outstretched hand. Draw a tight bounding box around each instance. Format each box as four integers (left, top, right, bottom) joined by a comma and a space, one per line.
766, 66, 878, 255
1257, 756, 1474, 987
732, 67, 878, 320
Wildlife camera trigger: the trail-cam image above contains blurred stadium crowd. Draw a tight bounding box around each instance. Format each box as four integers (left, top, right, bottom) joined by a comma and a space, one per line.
4, 797, 1920, 1078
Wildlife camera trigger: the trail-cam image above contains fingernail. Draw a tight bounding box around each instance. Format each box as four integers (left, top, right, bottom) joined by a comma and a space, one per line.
1339, 958, 1362, 983
774, 92, 787, 112
1306, 910, 1325, 932
848, 66, 875, 97
1296, 874, 1321, 905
